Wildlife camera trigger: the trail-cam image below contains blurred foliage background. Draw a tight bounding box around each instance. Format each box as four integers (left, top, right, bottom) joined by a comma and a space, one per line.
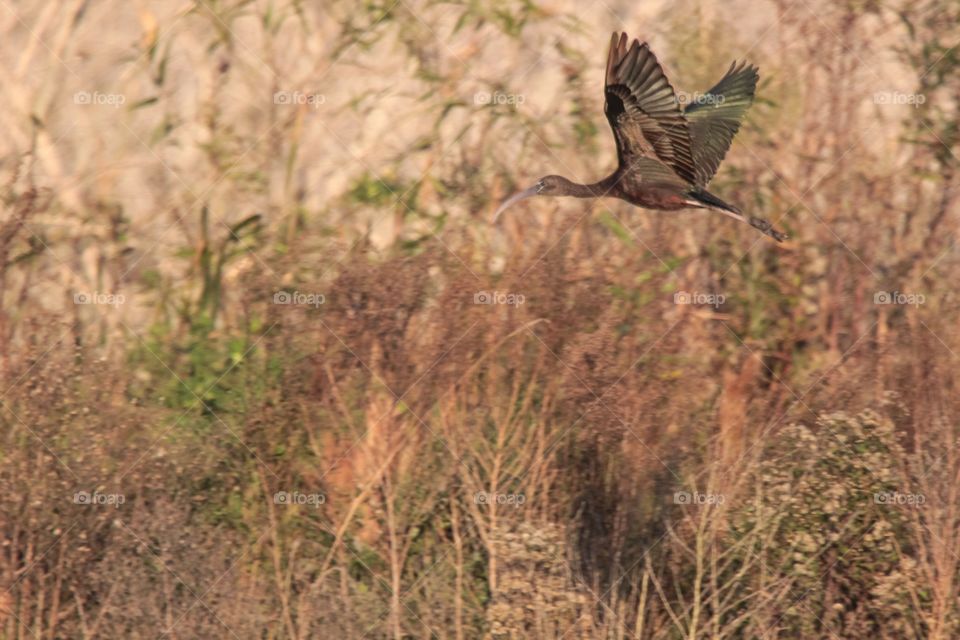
2, 0, 960, 637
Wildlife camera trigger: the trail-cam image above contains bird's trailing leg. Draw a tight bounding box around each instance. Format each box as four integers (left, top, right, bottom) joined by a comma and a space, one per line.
748, 216, 788, 242
709, 206, 788, 243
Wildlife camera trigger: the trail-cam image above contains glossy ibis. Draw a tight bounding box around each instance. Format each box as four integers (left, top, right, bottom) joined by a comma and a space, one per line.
494, 32, 786, 242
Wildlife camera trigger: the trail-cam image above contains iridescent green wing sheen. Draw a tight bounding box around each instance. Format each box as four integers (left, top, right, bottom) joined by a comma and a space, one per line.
684, 61, 759, 187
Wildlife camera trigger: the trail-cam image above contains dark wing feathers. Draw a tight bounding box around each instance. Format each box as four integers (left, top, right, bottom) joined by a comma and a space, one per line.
684, 61, 759, 186
604, 32, 698, 186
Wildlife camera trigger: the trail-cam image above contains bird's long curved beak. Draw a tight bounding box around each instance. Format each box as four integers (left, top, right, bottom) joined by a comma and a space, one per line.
492, 185, 539, 223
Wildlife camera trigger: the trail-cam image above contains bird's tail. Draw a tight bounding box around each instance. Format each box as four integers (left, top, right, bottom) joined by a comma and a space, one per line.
686, 189, 741, 214
686, 189, 788, 242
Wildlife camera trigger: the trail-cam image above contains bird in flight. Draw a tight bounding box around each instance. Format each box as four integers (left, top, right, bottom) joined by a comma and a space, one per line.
494, 32, 786, 242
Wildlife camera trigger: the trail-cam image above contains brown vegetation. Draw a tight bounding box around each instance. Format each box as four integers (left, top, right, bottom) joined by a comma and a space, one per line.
1, 0, 959, 638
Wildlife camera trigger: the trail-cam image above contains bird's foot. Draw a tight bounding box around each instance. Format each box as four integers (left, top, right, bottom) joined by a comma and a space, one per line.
749, 217, 788, 243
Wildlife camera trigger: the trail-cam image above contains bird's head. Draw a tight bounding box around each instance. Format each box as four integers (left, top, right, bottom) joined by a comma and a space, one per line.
533, 175, 571, 195
492, 175, 571, 222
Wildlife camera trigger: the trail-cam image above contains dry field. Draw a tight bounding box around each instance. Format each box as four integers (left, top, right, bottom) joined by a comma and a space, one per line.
1, 0, 960, 638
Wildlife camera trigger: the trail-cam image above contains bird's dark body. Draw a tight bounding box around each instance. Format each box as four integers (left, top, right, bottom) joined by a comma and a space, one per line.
609, 173, 692, 210
494, 32, 787, 242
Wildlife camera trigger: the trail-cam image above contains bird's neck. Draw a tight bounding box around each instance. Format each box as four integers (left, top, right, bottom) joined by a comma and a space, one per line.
567, 174, 619, 198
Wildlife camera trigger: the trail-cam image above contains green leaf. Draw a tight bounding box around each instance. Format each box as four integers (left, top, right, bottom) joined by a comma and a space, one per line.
596, 211, 635, 247
129, 96, 159, 111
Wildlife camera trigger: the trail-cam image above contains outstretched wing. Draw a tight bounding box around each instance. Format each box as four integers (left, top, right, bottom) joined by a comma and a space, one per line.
604, 32, 697, 185
684, 61, 759, 187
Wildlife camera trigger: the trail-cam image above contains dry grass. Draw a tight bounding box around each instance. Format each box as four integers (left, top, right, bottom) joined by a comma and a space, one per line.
2, 0, 960, 637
